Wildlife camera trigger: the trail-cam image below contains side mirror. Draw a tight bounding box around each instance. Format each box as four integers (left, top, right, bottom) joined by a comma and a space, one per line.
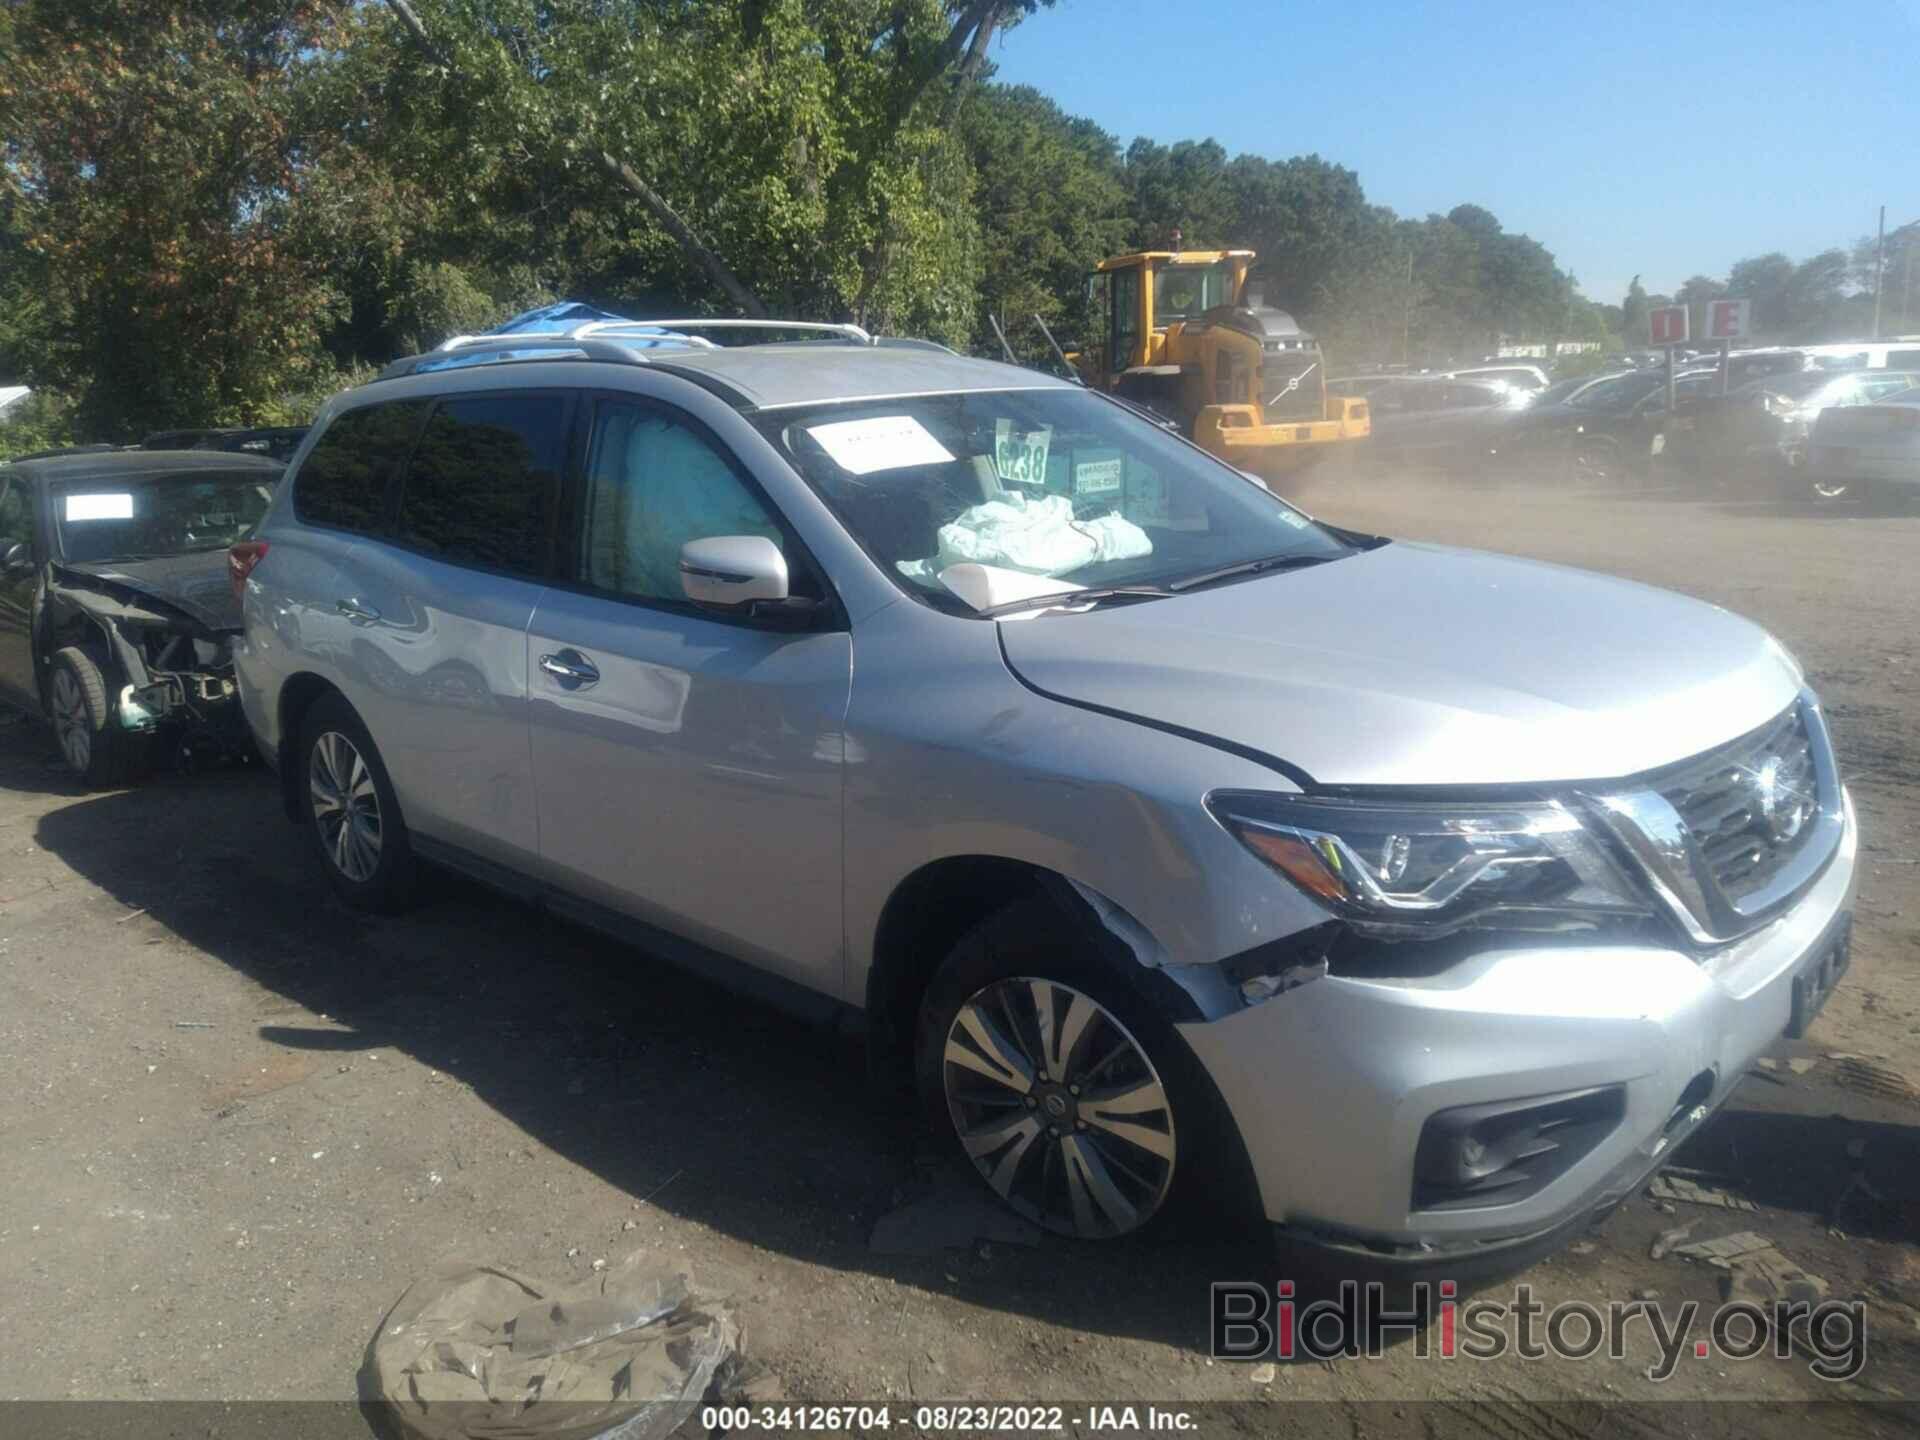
679, 535, 789, 609
2, 542, 30, 575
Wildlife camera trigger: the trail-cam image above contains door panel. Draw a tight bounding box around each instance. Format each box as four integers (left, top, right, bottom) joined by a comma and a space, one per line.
329, 391, 570, 867
526, 396, 850, 994
527, 593, 850, 990
337, 538, 546, 866
0, 476, 40, 707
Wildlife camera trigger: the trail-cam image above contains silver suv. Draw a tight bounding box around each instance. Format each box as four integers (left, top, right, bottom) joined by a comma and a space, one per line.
234, 320, 1856, 1263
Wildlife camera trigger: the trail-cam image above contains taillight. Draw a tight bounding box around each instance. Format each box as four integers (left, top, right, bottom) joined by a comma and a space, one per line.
228, 539, 269, 602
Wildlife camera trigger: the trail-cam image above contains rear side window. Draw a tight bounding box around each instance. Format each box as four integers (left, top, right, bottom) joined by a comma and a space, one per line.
0, 475, 30, 551
395, 394, 569, 576
294, 401, 428, 533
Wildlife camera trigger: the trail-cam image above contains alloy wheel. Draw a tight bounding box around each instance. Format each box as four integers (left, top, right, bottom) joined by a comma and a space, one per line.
51, 669, 91, 775
942, 976, 1176, 1238
309, 730, 382, 883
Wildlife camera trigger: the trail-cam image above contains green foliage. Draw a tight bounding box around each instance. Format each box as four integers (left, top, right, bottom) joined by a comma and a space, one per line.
0, 390, 78, 462
0, 0, 371, 437
12, 0, 1882, 440
959, 85, 1129, 361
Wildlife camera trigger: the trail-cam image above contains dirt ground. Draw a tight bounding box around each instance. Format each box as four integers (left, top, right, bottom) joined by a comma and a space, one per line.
1, 468, 1917, 1431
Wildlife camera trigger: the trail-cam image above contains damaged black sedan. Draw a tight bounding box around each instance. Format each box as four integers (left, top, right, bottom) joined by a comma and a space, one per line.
0, 449, 281, 784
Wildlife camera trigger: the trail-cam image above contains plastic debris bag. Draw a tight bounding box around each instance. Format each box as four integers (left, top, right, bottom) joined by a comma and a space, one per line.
363, 1256, 737, 1440
934, 493, 1150, 577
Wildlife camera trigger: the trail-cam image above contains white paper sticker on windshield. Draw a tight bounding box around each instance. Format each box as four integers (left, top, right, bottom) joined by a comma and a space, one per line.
1276, 505, 1310, 529
1073, 458, 1123, 496
65, 493, 134, 521
994, 419, 1053, 486
806, 415, 954, 475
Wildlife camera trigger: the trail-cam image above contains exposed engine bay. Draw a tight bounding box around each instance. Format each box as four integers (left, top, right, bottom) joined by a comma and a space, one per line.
43, 568, 250, 772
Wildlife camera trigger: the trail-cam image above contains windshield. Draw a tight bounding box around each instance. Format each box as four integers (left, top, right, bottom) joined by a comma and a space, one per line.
756, 388, 1352, 613
1152, 261, 1235, 323
52, 470, 278, 564
1565, 371, 1664, 412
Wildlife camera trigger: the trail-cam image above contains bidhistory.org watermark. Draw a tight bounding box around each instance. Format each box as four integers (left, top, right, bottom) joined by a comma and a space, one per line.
1211, 1280, 1867, 1382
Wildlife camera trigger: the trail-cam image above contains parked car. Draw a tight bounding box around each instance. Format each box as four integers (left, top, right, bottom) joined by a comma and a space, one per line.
1334, 375, 1532, 470
1806, 387, 1920, 505
1678, 370, 1920, 494
235, 320, 1856, 1262
1434, 363, 1549, 392
1509, 368, 1720, 480
0, 449, 282, 782
140, 426, 311, 464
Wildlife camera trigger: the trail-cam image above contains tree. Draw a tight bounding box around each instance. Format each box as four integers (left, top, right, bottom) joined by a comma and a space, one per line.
959, 85, 1129, 360
1123, 139, 1235, 249
1621, 276, 1651, 344
0, 0, 368, 435
1726, 253, 1796, 336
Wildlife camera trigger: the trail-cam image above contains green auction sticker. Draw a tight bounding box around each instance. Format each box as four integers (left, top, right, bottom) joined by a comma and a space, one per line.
995, 419, 1053, 486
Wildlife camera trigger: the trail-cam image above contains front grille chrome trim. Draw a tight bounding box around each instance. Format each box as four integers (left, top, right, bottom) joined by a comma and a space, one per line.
1580, 692, 1843, 946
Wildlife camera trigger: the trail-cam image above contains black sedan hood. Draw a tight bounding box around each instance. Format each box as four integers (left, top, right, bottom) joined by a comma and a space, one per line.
58, 552, 238, 633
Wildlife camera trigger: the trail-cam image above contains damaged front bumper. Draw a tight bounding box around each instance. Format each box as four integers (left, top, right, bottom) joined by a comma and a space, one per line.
1176, 792, 1858, 1267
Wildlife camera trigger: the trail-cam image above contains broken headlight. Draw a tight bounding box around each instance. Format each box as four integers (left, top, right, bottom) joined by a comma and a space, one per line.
1207, 792, 1652, 939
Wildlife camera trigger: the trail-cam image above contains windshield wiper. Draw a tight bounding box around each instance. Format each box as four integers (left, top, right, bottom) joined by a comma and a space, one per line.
1167, 552, 1341, 592
977, 584, 1174, 618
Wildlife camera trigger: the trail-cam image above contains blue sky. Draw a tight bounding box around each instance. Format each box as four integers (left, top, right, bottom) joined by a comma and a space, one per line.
985, 0, 1917, 306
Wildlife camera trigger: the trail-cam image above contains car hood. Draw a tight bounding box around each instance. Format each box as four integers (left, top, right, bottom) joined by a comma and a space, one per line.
997, 542, 1802, 787
58, 552, 238, 633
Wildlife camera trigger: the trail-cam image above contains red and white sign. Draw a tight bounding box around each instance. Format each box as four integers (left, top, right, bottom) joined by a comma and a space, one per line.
1704, 298, 1752, 341
1649, 306, 1689, 346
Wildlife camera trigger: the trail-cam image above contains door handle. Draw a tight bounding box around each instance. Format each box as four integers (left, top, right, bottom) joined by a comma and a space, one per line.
538, 649, 600, 690
335, 597, 381, 624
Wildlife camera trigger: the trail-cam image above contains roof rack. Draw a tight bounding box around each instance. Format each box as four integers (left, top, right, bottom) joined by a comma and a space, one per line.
571, 318, 875, 346
378, 316, 884, 382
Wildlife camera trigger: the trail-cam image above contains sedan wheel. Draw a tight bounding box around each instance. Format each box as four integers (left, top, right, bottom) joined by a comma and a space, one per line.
309, 730, 383, 883
942, 976, 1176, 1239
50, 668, 92, 775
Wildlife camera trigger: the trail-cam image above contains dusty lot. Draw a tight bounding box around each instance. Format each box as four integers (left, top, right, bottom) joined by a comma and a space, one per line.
1, 470, 1917, 1430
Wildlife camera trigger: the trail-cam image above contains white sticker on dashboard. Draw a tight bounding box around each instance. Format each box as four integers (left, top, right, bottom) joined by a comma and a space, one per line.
806, 415, 955, 476
1073, 458, 1123, 495
65, 493, 134, 521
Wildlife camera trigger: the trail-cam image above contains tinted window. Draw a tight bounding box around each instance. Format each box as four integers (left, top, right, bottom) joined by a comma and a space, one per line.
396, 394, 568, 575
0, 475, 29, 551
294, 401, 428, 533
1889, 350, 1920, 370
580, 402, 791, 603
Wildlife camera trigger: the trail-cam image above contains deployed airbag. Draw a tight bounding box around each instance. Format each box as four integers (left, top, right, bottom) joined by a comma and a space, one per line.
934, 493, 1151, 576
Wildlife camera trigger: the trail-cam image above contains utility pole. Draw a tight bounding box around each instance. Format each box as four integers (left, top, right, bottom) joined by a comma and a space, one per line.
1905, 239, 1914, 334
1871, 205, 1886, 339
1401, 248, 1413, 367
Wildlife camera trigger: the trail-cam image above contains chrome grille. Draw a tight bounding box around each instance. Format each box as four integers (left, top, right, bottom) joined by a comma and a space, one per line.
1586, 693, 1844, 946
1657, 703, 1818, 906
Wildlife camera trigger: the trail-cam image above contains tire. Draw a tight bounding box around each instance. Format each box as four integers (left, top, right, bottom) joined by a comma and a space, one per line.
48, 647, 136, 787
297, 692, 416, 911
1568, 437, 1620, 487
914, 896, 1248, 1241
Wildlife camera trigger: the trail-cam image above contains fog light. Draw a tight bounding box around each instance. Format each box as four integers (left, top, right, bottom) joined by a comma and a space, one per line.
1412, 1085, 1625, 1212
117, 685, 157, 732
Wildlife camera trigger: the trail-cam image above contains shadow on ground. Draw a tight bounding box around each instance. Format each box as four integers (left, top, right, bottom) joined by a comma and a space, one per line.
18, 728, 1275, 1353
17, 712, 1917, 1356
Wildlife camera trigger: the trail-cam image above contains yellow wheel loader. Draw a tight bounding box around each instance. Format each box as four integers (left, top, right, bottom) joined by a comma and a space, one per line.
1074, 249, 1369, 480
